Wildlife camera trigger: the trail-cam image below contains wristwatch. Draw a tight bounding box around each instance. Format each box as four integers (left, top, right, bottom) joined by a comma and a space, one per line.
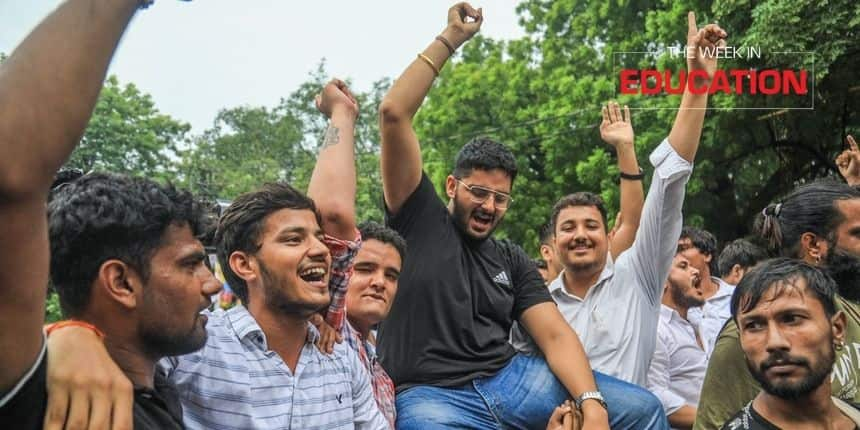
575, 391, 607, 410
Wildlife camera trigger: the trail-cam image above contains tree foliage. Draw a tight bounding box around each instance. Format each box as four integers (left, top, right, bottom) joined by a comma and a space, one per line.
413, 0, 859, 255
67, 76, 190, 180
179, 63, 389, 223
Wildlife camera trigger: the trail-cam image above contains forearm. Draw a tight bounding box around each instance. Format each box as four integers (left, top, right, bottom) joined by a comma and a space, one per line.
667, 87, 708, 163
380, 32, 460, 123
668, 405, 697, 430
611, 143, 644, 256
308, 111, 357, 240
542, 331, 608, 424
0, 0, 139, 198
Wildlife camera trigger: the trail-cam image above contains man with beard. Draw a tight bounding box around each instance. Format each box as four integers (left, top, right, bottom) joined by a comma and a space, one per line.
679, 227, 736, 356
377, 2, 725, 428
151, 80, 388, 429
694, 180, 860, 429
647, 252, 709, 429
0, 1, 223, 429
721, 258, 860, 429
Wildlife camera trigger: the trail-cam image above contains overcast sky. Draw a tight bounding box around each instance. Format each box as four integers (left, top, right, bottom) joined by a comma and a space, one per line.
1, 1, 526, 133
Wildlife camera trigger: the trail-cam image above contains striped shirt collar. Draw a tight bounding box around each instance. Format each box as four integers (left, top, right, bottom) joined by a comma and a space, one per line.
224, 304, 319, 351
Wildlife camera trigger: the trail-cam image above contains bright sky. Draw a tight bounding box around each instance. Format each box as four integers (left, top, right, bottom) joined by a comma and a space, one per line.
1, 1, 526, 133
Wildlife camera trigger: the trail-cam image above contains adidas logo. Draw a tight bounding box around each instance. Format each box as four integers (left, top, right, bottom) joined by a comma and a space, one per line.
493, 271, 510, 286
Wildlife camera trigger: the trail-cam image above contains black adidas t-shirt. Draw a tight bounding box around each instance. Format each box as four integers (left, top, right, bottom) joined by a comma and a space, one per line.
378, 172, 552, 391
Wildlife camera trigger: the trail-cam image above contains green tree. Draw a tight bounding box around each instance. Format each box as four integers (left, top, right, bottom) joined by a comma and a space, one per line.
181, 63, 390, 223
413, 0, 859, 255
67, 75, 190, 181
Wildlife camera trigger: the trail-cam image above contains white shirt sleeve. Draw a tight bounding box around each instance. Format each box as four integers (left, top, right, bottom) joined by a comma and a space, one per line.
623, 138, 693, 306
647, 328, 686, 416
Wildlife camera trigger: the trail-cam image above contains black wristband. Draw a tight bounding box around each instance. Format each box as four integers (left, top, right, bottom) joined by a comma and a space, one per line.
619, 167, 645, 181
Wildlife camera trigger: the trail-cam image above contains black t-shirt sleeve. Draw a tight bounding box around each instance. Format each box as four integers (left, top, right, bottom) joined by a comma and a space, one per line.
503, 240, 553, 320
385, 172, 445, 235
0, 343, 47, 429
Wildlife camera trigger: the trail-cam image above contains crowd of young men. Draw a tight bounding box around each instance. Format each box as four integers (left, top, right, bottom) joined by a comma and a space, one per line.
1, 1, 859, 429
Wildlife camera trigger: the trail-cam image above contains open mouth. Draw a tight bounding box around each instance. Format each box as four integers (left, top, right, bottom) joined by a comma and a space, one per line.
298, 266, 328, 285
472, 212, 494, 229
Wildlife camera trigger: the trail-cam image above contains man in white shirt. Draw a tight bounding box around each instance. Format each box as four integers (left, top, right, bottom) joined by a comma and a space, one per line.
648, 251, 709, 430
681, 226, 735, 356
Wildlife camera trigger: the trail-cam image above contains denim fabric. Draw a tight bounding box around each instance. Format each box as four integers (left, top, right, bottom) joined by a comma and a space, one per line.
396, 354, 669, 429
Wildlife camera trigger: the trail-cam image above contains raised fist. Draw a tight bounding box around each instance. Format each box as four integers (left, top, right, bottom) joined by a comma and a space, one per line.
315, 78, 359, 120
442, 2, 484, 48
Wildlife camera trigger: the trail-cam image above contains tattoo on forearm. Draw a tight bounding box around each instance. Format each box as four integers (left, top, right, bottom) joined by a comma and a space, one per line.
320, 125, 340, 151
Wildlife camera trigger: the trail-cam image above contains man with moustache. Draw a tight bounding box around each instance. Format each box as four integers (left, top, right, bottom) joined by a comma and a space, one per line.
0, 1, 223, 429
695, 180, 860, 429
721, 258, 860, 429
339, 221, 407, 428
377, 1, 726, 427
647, 252, 709, 429
153, 79, 388, 429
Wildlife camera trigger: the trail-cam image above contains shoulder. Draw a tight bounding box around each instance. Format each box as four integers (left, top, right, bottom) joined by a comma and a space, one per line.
720, 403, 754, 429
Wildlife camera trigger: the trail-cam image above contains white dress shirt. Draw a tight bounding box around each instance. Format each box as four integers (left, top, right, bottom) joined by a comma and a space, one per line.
510, 138, 692, 385
687, 278, 735, 356
647, 305, 708, 428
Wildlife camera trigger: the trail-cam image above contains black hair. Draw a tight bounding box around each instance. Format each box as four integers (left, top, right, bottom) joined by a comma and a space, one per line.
48, 173, 209, 317
718, 239, 768, 277
550, 192, 608, 232
215, 182, 320, 304
358, 221, 407, 262
680, 226, 720, 276
539, 221, 554, 246
755, 179, 860, 257
452, 137, 518, 182
534, 258, 548, 270
731, 257, 838, 321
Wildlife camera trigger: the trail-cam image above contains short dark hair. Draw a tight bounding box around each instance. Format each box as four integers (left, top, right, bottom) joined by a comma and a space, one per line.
550, 192, 608, 232
534, 258, 548, 270
755, 179, 860, 257
215, 183, 320, 304
718, 239, 768, 277
680, 226, 720, 276
452, 137, 518, 182
539, 221, 554, 246
731, 258, 838, 321
49, 173, 209, 317
358, 221, 407, 262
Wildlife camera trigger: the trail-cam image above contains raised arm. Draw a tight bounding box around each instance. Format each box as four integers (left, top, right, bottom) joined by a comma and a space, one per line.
0, 0, 140, 395
378, 2, 482, 214
624, 13, 726, 303
307, 79, 359, 240
668, 12, 727, 163
599, 102, 644, 259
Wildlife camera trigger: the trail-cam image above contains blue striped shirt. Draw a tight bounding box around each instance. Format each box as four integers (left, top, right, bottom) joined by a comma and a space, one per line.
159, 305, 387, 430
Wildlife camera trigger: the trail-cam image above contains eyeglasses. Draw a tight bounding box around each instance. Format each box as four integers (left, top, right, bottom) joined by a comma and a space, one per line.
456, 179, 513, 208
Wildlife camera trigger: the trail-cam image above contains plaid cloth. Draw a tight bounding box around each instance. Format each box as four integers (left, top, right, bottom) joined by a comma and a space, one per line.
345, 323, 397, 429
323, 231, 361, 330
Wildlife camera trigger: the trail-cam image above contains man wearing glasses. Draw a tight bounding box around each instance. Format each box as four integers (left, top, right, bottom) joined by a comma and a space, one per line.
375, 3, 668, 429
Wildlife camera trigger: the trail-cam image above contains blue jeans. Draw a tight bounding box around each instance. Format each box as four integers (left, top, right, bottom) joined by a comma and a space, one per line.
396, 353, 668, 429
